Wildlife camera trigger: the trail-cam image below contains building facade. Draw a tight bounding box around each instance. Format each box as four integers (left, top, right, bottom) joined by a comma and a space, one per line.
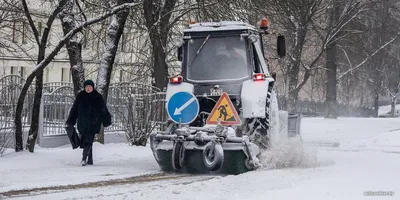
0, 0, 154, 85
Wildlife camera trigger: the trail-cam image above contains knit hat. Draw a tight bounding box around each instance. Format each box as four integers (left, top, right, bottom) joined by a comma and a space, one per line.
84, 79, 95, 88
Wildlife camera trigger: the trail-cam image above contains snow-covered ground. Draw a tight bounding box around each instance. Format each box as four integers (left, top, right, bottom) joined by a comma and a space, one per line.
1, 117, 400, 199
0, 143, 161, 193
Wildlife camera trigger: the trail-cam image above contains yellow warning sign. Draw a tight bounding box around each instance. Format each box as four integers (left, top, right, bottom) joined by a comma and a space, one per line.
206, 92, 242, 125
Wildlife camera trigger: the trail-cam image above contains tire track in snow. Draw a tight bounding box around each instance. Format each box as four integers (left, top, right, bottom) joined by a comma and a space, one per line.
65, 175, 221, 200
0, 172, 219, 198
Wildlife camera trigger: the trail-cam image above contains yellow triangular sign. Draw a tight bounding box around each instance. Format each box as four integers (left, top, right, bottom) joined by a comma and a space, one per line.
206, 92, 242, 125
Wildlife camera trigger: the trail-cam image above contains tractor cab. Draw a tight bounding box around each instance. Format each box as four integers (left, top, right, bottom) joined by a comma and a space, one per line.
170, 20, 286, 127
172, 21, 285, 99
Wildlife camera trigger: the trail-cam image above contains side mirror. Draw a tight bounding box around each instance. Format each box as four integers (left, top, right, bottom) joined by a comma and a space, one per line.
248, 34, 259, 43
277, 35, 286, 58
177, 46, 183, 61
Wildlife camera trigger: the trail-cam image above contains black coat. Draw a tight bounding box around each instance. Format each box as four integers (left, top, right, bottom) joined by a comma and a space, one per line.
66, 89, 112, 135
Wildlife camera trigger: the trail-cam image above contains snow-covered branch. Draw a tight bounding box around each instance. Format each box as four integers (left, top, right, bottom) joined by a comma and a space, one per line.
21, 0, 40, 45
337, 32, 400, 80
325, 2, 365, 48
340, 47, 353, 70
29, 1, 139, 76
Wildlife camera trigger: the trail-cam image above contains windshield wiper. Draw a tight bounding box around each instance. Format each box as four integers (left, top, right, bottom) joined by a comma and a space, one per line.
188, 34, 210, 67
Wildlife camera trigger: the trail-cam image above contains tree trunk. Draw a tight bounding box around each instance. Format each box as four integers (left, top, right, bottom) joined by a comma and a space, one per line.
96, 0, 131, 100
371, 58, 384, 118
14, 76, 34, 152
151, 35, 168, 90
59, 0, 85, 96
26, 69, 44, 152
26, 46, 45, 152
287, 28, 307, 113
325, 0, 340, 119
143, 0, 178, 91
96, 0, 131, 144
373, 92, 379, 117
390, 98, 395, 117
325, 43, 338, 119
287, 86, 299, 113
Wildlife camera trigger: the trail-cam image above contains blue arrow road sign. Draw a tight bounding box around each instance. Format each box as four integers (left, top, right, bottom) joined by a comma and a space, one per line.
167, 91, 199, 124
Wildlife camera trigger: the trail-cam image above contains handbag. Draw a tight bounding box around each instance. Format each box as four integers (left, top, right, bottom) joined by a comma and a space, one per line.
65, 125, 81, 149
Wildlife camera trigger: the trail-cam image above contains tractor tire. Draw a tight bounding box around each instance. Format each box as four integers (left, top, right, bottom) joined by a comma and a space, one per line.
172, 141, 185, 170
203, 141, 224, 171
267, 89, 281, 146
245, 88, 279, 150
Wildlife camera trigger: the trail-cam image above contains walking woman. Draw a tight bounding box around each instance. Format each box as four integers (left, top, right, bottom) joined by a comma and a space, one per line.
66, 80, 112, 166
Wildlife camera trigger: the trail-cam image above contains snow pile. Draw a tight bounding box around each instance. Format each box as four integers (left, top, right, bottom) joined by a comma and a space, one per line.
345, 129, 400, 152
378, 104, 400, 115
300, 117, 400, 147
258, 135, 320, 170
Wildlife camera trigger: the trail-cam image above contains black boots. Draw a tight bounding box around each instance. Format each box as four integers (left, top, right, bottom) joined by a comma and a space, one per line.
87, 147, 93, 165
82, 146, 93, 166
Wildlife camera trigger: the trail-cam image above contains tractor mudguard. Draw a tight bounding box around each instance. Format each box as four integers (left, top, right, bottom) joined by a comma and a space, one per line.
240, 79, 270, 118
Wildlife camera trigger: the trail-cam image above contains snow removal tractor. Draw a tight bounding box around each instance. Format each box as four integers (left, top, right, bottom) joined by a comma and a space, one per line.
150, 19, 301, 175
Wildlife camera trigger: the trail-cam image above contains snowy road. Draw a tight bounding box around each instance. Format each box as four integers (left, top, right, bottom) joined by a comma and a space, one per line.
1, 118, 400, 199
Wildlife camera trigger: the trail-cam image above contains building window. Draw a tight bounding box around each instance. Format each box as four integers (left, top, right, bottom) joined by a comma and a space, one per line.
20, 67, 25, 78
10, 66, 25, 77
61, 68, 71, 82
45, 69, 49, 82
10, 66, 17, 75
11, 20, 28, 44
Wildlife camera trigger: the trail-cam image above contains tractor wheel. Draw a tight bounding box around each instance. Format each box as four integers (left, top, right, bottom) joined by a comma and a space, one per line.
172, 141, 185, 170
203, 141, 224, 171
245, 88, 279, 149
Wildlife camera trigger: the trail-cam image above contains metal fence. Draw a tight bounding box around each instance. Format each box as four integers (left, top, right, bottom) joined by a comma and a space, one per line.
0, 75, 168, 143
0, 75, 33, 132
16, 80, 166, 139
42, 86, 75, 137
105, 83, 166, 135
277, 97, 375, 117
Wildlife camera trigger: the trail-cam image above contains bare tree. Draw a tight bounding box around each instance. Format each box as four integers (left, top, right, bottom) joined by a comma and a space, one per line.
335, 0, 400, 116
251, 0, 325, 112
21, 0, 69, 152
384, 52, 400, 116
13, 2, 140, 152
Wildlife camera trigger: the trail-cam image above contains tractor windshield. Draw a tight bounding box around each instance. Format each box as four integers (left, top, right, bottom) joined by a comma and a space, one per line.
186, 35, 251, 82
